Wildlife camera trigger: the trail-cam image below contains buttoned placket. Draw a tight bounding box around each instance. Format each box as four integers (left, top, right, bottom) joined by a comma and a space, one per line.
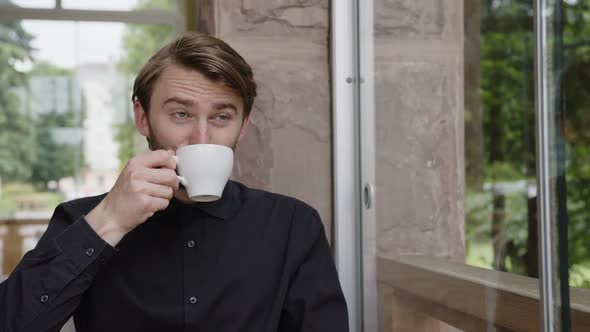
182, 209, 206, 328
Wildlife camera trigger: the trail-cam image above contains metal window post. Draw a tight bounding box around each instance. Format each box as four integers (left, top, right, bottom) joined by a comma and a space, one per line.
332, 0, 362, 330
534, 0, 570, 330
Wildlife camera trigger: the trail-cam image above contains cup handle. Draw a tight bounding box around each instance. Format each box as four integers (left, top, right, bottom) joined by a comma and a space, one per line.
177, 175, 188, 187
172, 156, 188, 186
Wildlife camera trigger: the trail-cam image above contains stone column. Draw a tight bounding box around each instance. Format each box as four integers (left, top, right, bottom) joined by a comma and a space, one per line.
372, 1, 465, 331
196, 1, 333, 238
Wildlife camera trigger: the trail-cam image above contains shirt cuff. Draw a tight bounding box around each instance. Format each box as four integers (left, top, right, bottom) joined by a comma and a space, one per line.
53, 216, 116, 274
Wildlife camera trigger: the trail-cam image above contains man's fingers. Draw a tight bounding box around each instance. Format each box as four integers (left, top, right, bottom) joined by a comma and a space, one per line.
142, 182, 175, 200
133, 150, 176, 169
153, 197, 170, 212
143, 168, 179, 190
142, 196, 170, 214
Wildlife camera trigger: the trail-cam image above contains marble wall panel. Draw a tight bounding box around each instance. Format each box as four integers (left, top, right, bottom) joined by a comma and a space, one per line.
373, 0, 465, 331
375, 0, 461, 40
374, 61, 464, 259
201, 0, 333, 237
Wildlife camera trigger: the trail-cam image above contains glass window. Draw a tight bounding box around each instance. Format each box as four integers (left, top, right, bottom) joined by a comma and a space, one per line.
2, 0, 54, 9
465, 0, 590, 298
0, 18, 173, 276
465, 0, 538, 278
355, 0, 589, 330
61, 0, 178, 12
561, 0, 590, 291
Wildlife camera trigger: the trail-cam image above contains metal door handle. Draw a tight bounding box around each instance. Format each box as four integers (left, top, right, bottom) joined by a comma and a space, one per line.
363, 183, 374, 209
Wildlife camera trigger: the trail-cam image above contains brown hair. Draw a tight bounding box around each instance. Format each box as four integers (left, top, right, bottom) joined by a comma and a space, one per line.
132, 32, 257, 118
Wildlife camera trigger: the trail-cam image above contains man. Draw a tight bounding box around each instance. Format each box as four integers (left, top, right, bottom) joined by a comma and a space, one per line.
0, 32, 348, 332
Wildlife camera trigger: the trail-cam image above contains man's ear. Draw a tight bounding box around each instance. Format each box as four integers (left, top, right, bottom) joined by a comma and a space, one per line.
134, 100, 150, 137
238, 113, 251, 141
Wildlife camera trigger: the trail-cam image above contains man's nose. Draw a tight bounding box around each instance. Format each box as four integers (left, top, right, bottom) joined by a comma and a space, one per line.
188, 122, 211, 144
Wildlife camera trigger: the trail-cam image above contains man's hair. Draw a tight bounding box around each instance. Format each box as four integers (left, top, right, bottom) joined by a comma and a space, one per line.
132, 32, 257, 117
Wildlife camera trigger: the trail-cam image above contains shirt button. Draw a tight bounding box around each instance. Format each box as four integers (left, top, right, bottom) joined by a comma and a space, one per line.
187, 240, 195, 248
85, 248, 95, 257
40, 294, 49, 303
189, 296, 197, 304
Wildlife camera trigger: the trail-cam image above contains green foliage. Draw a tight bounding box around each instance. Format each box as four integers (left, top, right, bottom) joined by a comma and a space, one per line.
117, 0, 174, 74
29, 62, 71, 76
467, 1, 590, 288
485, 162, 524, 182
0, 182, 64, 217
466, 191, 528, 261
115, 119, 137, 167
29, 111, 84, 188
118, 22, 173, 74
0, 21, 35, 182
115, 0, 174, 164
24, 62, 86, 189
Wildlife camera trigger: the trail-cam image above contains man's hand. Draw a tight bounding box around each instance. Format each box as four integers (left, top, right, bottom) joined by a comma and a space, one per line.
85, 150, 179, 247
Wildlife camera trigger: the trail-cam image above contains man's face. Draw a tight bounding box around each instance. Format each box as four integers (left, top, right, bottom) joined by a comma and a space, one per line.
133, 64, 249, 202
134, 64, 249, 152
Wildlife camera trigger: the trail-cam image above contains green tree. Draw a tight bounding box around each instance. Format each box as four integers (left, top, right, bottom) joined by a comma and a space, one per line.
30, 111, 83, 188
0, 21, 35, 181
118, 0, 174, 74
115, 0, 174, 165
27, 63, 86, 188
466, 1, 537, 275
29, 61, 71, 76
561, 1, 590, 280
468, 0, 590, 287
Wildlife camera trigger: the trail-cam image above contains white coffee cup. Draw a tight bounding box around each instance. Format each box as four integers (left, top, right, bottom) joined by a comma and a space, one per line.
172, 144, 234, 202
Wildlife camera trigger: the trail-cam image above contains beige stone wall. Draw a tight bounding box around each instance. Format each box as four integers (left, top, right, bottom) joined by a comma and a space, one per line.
194, 2, 466, 329
197, 1, 333, 237
373, 0, 465, 330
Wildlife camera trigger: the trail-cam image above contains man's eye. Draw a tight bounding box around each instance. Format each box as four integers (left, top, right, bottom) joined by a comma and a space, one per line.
215, 114, 230, 121
174, 111, 189, 119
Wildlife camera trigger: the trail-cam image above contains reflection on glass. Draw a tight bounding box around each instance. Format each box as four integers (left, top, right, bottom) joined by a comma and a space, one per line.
465, 0, 538, 278
0, 19, 172, 274
561, 1, 590, 291
465, 0, 590, 292
363, 0, 589, 330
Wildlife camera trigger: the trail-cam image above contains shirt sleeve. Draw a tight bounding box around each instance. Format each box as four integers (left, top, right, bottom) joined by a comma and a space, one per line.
279, 208, 349, 332
0, 202, 115, 332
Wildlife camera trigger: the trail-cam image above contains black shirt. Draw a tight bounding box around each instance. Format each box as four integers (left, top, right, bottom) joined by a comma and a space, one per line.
0, 181, 348, 332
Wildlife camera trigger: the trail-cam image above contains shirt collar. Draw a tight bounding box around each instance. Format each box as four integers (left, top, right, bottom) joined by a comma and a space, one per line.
173, 180, 242, 220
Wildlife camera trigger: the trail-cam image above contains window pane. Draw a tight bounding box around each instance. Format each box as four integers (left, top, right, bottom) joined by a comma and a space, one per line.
0, 19, 173, 275
360, 0, 572, 330
561, 0, 590, 291
364, 0, 588, 330
2, 0, 54, 8
61, 0, 177, 12
465, 2, 538, 277
553, 0, 590, 328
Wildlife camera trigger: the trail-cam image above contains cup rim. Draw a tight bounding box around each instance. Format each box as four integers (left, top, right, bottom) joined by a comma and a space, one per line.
176, 144, 233, 154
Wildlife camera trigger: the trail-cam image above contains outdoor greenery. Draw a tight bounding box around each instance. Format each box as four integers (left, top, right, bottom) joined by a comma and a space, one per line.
115, 0, 174, 165
30, 109, 85, 189
0, 182, 63, 218
0, 20, 85, 214
466, 0, 590, 288
0, 0, 176, 217
0, 21, 35, 182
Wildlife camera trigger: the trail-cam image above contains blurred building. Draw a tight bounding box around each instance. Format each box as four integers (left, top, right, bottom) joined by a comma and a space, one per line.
13, 62, 128, 199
